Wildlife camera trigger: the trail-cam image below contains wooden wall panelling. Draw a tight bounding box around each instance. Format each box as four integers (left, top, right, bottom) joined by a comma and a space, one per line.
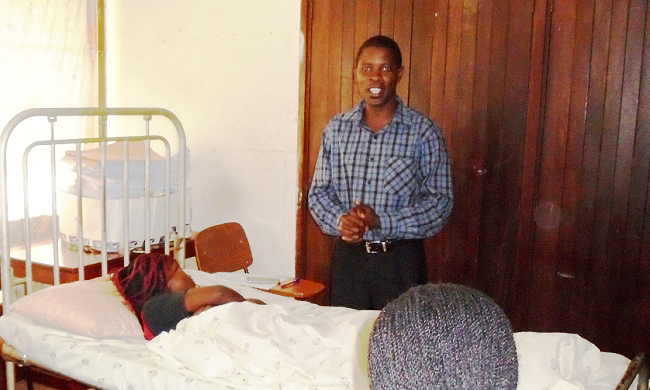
385, 0, 413, 102
621, 0, 649, 267
453, 0, 482, 288
409, 0, 436, 113
305, 1, 333, 166
622, 0, 650, 357
328, 0, 344, 116
555, 0, 595, 335
612, 0, 649, 355
529, 1, 576, 329
586, 0, 629, 349
528, 0, 577, 332
497, 0, 537, 308
414, 0, 450, 283
380, 0, 396, 35
640, 0, 650, 357
341, 0, 357, 110
441, 0, 463, 136
429, 0, 449, 123
631, 0, 650, 281
611, 0, 642, 280
446, 0, 480, 287
475, 0, 508, 296
301, 0, 339, 304
440, 1, 476, 284
464, 0, 494, 293
513, 0, 549, 328
296, 0, 309, 280
572, 0, 610, 343
478, 0, 534, 310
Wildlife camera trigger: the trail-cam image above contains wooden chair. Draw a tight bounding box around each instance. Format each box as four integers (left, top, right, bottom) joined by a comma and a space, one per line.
194, 222, 253, 273
194, 222, 325, 300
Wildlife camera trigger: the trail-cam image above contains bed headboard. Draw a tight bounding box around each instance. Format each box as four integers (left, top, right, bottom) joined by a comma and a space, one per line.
0, 107, 188, 306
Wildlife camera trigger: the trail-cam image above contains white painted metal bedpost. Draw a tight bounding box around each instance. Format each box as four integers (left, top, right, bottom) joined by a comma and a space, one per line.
0, 109, 29, 390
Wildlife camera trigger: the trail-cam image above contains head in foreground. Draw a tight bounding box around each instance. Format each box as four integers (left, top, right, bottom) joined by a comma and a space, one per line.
368, 283, 518, 389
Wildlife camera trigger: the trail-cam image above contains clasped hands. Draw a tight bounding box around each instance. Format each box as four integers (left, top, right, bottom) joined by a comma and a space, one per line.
338, 201, 380, 243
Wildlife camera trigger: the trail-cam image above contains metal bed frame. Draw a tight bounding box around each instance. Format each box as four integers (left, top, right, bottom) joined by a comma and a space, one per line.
0, 107, 187, 389
617, 353, 649, 390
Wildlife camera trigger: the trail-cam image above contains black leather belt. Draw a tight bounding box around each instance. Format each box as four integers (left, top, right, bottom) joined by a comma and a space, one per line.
359, 239, 423, 254
363, 240, 393, 253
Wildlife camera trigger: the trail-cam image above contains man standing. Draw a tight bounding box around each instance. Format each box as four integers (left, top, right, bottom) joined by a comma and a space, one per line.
308, 35, 453, 310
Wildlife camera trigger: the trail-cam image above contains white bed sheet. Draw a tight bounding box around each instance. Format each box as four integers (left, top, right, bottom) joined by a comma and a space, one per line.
0, 272, 374, 390
0, 270, 636, 390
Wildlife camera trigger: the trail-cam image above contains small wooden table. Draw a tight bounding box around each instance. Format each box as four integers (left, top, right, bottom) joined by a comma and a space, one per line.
6, 235, 197, 286
5, 237, 324, 300
267, 279, 325, 299
9, 241, 127, 285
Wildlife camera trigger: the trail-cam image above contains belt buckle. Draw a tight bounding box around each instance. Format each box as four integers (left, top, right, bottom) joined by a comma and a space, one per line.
365, 240, 387, 254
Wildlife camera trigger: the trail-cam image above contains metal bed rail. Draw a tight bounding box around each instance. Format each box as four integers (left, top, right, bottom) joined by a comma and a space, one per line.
0, 107, 187, 307
1, 107, 188, 390
616, 352, 649, 390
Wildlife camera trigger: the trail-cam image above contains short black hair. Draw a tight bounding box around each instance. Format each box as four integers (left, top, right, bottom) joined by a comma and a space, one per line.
355, 35, 403, 69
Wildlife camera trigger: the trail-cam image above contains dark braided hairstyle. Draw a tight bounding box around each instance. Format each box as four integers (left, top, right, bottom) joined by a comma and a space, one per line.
111, 252, 176, 319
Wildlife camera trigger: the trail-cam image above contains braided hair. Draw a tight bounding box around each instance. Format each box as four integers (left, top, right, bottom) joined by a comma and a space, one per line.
111, 252, 176, 319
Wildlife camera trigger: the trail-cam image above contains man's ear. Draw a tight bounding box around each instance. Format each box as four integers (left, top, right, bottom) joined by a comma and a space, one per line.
397, 66, 404, 82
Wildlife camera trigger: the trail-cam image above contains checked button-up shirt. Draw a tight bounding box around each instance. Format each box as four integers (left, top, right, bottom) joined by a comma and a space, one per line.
308, 97, 453, 241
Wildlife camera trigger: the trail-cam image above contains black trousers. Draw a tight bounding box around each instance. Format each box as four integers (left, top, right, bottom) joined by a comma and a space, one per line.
330, 238, 426, 310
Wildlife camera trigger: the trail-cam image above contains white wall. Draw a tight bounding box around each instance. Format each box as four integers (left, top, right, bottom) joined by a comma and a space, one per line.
105, 1, 302, 276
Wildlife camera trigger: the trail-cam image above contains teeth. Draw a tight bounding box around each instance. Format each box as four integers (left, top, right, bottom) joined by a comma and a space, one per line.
369, 88, 381, 94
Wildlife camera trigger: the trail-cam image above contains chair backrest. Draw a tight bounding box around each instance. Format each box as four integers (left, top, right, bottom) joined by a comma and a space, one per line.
194, 222, 253, 273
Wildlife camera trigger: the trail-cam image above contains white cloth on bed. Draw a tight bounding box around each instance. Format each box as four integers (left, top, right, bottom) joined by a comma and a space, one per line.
515, 332, 634, 389
0, 270, 636, 389
144, 289, 632, 390
147, 301, 378, 389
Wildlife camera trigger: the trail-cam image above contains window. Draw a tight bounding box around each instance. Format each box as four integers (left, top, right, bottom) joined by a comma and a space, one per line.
0, 0, 98, 220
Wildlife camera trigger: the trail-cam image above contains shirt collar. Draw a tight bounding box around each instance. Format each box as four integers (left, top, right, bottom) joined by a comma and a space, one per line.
343, 96, 410, 131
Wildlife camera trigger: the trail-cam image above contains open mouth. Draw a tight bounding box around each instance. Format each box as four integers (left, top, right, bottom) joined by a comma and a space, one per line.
369, 87, 382, 95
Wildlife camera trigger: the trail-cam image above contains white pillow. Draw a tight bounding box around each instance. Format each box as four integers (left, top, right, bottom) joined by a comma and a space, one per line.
7, 277, 144, 340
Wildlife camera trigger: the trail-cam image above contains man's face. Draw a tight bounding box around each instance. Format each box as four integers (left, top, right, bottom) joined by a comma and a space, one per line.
355, 46, 403, 108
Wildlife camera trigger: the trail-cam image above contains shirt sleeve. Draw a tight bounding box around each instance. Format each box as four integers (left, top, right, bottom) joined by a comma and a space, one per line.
308, 122, 346, 236
373, 124, 453, 239
142, 292, 192, 338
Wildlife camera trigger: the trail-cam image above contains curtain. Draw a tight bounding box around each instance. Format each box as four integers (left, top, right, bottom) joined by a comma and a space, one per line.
0, 0, 98, 220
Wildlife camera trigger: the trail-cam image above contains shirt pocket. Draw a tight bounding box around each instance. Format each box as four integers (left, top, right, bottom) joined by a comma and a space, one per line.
384, 157, 416, 195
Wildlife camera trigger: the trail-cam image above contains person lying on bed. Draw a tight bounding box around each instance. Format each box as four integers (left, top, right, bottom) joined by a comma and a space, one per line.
112, 252, 264, 340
